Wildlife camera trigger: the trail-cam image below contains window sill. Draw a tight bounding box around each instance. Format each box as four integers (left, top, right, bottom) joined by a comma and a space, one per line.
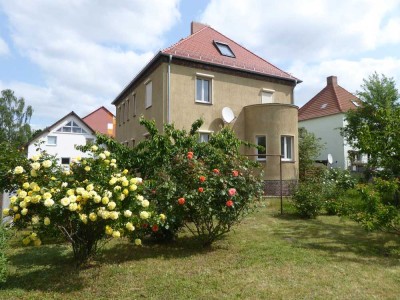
195, 100, 212, 105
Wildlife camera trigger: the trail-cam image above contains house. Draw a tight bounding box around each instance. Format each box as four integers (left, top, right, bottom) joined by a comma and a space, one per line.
82, 106, 116, 137
112, 22, 301, 194
298, 76, 365, 169
27, 111, 96, 168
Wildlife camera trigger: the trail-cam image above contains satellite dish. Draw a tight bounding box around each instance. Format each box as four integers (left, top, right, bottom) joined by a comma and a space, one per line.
222, 107, 235, 123
327, 154, 333, 164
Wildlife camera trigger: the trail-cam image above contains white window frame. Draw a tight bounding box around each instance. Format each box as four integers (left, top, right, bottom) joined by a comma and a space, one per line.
198, 130, 212, 143
281, 135, 294, 161
195, 73, 213, 104
256, 135, 267, 161
47, 136, 57, 146
145, 80, 152, 109
261, 88, 275, 104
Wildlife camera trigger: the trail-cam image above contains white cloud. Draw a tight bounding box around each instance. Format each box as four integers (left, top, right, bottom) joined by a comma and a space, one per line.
0, 37, 9, 55
290, 57, 400, 107
0, 0, 181, 127
201, 0, 400, 64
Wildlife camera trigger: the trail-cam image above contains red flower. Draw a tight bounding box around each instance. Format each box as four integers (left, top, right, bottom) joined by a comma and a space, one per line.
152, 224, 159, 232
152, 189, 156, 194
232, 170, 239, 177
187, 151, 194, 159
228, 188, 237, 197
178, 197, 185, 205
199, 176, 206, 183
142, 223, 148, 228
198, 187, 204, 193
226, 200, 234, 207
213, 169, 220, 174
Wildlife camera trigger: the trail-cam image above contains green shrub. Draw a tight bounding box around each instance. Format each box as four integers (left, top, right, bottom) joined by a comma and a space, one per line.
3, 147, 164, 265
291, 180, 324, 218
134, 119, 264, 246
0, 224, 10, 283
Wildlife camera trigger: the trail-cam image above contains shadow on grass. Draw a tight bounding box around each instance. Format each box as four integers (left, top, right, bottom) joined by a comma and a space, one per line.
1, 244, 84, 293
271, 212, 400, 265
98, 235, 216, 265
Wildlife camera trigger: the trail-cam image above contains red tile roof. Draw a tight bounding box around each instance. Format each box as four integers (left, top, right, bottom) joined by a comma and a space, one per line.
299, 76, 360, 121
162, 24, 299, 82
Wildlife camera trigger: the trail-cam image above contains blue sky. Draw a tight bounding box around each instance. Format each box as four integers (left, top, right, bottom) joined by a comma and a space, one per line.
1, 0, 400, 129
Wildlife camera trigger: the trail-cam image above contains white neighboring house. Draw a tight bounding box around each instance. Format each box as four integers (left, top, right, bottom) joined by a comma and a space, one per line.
2, 112, 96, 219
27, 111, 96, 169
299, 76, 366, 170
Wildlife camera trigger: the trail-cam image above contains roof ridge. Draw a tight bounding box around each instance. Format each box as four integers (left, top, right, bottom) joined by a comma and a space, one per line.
162, 25, 210, 53
208, 26, 297, 81
331, 84, 343, 112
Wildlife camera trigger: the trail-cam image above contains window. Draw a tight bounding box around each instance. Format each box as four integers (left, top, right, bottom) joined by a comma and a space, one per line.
132, 93, 136, 117
47, 136, 57, 146
196, 78, 211, 103
61, 157, 70, 165
145, 81, 152, 108
118, 106, 122, 126
214, 41, 235, 57
256, 135, 266, 161
281, 136, 294, 161
56, 121, 87, 134
122, 103, 126, 123
199, 132, 210, 143
126, 98, 130, 121
261, 91, 273, 104
130, 138, 135, 147
352, 100, 360, 107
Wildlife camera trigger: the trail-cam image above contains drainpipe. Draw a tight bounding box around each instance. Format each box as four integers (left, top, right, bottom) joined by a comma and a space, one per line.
167, 55, 172, 124
293, 79, 298, 105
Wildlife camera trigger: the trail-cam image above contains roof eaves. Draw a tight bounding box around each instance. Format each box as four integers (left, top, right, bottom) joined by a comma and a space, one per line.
112, 52, 163, 105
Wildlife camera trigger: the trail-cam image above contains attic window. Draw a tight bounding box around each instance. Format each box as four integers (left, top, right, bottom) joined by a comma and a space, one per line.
321, 103, 327, 109
352, 100, 360, 107
214, 41, 235, 58
56, 121, 87, 134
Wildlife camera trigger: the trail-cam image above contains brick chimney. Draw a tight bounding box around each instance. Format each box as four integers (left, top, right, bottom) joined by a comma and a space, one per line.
191, 21, 208, 34
327, 76, 337, 86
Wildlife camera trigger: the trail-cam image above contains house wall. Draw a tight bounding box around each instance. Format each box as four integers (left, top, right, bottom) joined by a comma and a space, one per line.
244, 104, 299, 180
299, 113, 350, 169
115, 63, 166, 146
83, 109, 116, 137
28, 117, 96, 164
169, 63, 294, 139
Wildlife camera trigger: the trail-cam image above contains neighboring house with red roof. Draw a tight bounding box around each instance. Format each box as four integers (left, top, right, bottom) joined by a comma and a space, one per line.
112, 22, 301, 194
82, 106, 116, 137
299, 76, 364, 169
27, 111, 96, 169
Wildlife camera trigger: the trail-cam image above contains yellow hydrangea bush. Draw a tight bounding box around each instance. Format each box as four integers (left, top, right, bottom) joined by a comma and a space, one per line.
3, 147, 166, 264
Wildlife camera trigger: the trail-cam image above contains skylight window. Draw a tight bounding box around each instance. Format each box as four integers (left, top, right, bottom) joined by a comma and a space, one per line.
321, 103, 327, 109
352, 100, 360, 107
214, 41, 235, 58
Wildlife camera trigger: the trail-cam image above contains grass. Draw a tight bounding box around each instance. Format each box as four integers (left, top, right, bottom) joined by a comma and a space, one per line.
1, 199, 400, 299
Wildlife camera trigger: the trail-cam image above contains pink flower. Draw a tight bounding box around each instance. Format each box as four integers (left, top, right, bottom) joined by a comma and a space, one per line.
178, 197, 185, 205
232, 170, 239, 177
228, 188, 237, 197
187, 152, 194, 159
213, 169, 220, 174
198, 187, 204, 193
199, 176, 206, 183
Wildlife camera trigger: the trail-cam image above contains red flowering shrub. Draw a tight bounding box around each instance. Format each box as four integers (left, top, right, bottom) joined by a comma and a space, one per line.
135, 119, 263, 246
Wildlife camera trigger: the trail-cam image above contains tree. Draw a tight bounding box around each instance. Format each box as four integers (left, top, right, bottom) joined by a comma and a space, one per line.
0, 89, 33, 146
298, 127, 325, 181
341, 73, 400, 178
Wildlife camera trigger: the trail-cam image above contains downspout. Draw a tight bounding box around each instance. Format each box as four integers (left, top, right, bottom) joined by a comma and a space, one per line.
167, 54, 172, 124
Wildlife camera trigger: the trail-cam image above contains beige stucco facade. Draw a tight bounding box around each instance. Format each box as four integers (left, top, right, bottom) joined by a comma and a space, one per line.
114, 58, 299, 187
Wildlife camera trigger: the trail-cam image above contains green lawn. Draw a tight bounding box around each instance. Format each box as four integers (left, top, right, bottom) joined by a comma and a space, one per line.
1, 199, 400, 299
